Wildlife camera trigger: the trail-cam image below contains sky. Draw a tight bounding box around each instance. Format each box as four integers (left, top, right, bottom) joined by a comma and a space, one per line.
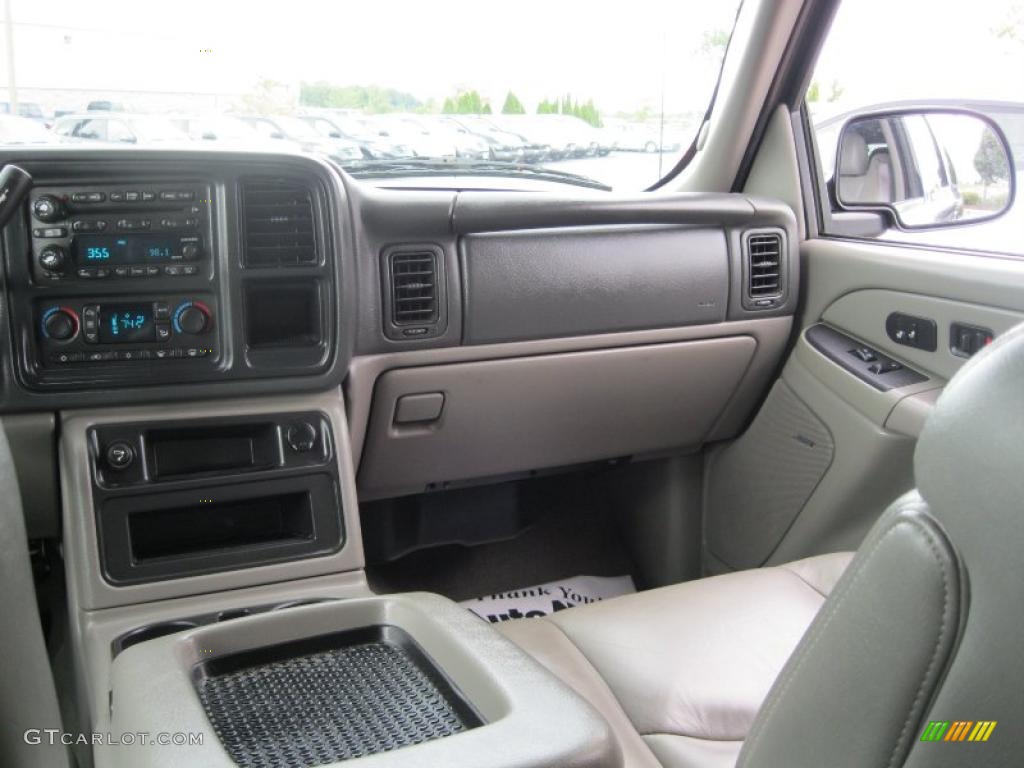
0, 0, 1020, 115
0, 0, 739, 114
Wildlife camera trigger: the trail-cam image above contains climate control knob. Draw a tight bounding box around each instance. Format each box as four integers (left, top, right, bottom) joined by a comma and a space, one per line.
174, 301, 211, 335
38, 245, 68, 275
42, 307, 78, 341
32, 195, 65, 223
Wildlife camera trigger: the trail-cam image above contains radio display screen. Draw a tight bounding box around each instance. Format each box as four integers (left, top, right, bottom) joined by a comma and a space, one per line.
74, 235, 188, 265
99, 303, 156, 344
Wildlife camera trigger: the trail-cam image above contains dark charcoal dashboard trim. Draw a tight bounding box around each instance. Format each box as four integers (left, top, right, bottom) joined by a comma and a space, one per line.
0, 148, 355, 412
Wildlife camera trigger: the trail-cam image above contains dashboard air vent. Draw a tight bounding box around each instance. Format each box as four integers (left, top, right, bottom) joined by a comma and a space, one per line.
241, 180, 317, 267
745, 232, 782, 298
389, 251, 438, 326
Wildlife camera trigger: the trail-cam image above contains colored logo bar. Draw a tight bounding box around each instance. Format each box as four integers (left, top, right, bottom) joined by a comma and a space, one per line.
920, 721, 997, 742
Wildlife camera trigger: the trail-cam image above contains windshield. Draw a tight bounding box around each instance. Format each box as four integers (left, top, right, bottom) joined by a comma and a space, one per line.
0, 0, 741, 190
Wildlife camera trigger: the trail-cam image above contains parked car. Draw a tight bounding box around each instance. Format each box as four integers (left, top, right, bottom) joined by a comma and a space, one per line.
488, 115, 579, 159
85, 100, 131, 112
0, 101, 47, 124
606, 121, 681, 153
0, 114, 60, 144
437, 116, 529, 162
235, 115, 364, 162
51, 114, 190, 145
299, 114, 400, 159
165, 114, 308, 154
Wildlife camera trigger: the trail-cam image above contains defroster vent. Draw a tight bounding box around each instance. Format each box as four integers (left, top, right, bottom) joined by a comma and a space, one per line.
389, 251, 438, 326
745, 232, 783, 299
241, 180, 317, 267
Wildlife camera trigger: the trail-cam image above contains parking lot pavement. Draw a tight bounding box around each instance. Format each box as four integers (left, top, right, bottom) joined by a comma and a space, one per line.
548, 150, 680, 191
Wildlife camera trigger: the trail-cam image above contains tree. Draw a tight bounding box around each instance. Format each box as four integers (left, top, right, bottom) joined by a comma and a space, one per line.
974, 129, 1010, 198
501, 91, 525, 114
536, 99, 558, 114
299, 83, 422, 113
806, 81, 821, 103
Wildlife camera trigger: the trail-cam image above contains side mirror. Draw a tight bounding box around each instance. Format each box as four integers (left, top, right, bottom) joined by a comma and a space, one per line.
835, 108, 1014, 229
328, 131, 341, 138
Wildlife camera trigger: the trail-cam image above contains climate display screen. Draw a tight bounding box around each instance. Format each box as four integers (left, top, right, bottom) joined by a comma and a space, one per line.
74, 235, 185, 265
99, 303, 156, 344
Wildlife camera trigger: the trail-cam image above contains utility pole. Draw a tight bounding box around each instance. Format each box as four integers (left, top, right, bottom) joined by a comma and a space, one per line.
3, 0, 16, 112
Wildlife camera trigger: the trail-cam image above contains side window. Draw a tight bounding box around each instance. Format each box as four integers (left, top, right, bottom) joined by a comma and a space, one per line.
75, 120, 106, 140
105, 120, 135, 143
808, 0, 1022, 255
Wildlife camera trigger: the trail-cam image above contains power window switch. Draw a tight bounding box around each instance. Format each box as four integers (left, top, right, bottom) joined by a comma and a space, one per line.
850, 347, 877, 363
868, 360, 903, 375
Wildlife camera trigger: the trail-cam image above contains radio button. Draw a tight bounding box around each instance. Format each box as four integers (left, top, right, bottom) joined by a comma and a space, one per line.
182, 265, 198, 275
155, 324, 172, 341
129, 266, 146, 277
154, 348, 172, 359
77, 268, 96, 279
109, 192, 125, 202
159, 191, 178, 201
33, 227, 68, 238
94, 268, 110, 278
163, 265, 182, 276
71, 219, 108, 232
87, 351, 114, 362
50, 351, 84, 364
145, 266, 160, 276
113, 266, 129, 278
153, 302, 170, 320
176, 191, 195, 201
125, 191, 140, 202
141, 191, 156, 202
72, 192, 105, 203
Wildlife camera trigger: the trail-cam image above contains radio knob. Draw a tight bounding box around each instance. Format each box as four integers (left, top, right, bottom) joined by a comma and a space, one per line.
38, 245, 68, 275
32, 195, 65, 223
43, 308, 78, 341
181, 244, 201, 261
177, 304, 209, 335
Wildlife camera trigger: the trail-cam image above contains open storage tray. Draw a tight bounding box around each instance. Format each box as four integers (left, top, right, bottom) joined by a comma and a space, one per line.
194, 625, 482, 767
105, 594, 618, 768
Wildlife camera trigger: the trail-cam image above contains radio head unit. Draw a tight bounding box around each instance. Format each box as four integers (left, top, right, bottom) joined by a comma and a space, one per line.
29, 182, 211, 283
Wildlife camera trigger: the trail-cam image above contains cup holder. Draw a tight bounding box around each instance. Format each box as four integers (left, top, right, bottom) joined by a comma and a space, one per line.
216, 608, 252, 622
116, 620, 199, 654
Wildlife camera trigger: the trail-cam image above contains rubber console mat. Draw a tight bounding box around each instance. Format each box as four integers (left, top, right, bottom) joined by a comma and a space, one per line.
195, 625, 481, 767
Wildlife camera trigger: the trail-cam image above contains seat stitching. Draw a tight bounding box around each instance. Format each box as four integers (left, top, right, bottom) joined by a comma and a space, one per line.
885, 520, 952, 768
740, 504, 929, 763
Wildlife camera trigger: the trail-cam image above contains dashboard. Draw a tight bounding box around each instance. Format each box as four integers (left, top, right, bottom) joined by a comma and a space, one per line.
0, 146, 800, 503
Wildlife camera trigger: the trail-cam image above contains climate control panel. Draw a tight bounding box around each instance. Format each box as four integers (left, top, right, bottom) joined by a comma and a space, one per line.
37, 295, 217, 366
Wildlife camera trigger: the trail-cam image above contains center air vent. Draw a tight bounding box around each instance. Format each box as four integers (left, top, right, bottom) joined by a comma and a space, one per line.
241, 180, 317, 267
745, 231, 783, 304
383, 247, 446, 340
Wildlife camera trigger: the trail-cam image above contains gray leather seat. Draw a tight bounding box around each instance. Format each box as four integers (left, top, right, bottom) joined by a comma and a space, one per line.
502, 323, 1024, 767
499, 552, 852, 767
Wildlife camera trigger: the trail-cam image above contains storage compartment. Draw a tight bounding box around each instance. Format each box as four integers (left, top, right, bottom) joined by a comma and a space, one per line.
358, 337, 758, 499
129, 492, 314, 561
107, 594, 617, 768
195, 625, 482, 767
99, 473, 343, 584
146, 422, 280, 479
243, 279, 322, 348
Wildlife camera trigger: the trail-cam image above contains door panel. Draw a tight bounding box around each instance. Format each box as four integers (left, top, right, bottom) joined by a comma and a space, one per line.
705, 237, 1024, 570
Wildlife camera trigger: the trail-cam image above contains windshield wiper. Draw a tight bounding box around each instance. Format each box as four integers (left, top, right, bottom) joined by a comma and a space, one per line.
340, 157, 611, 191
